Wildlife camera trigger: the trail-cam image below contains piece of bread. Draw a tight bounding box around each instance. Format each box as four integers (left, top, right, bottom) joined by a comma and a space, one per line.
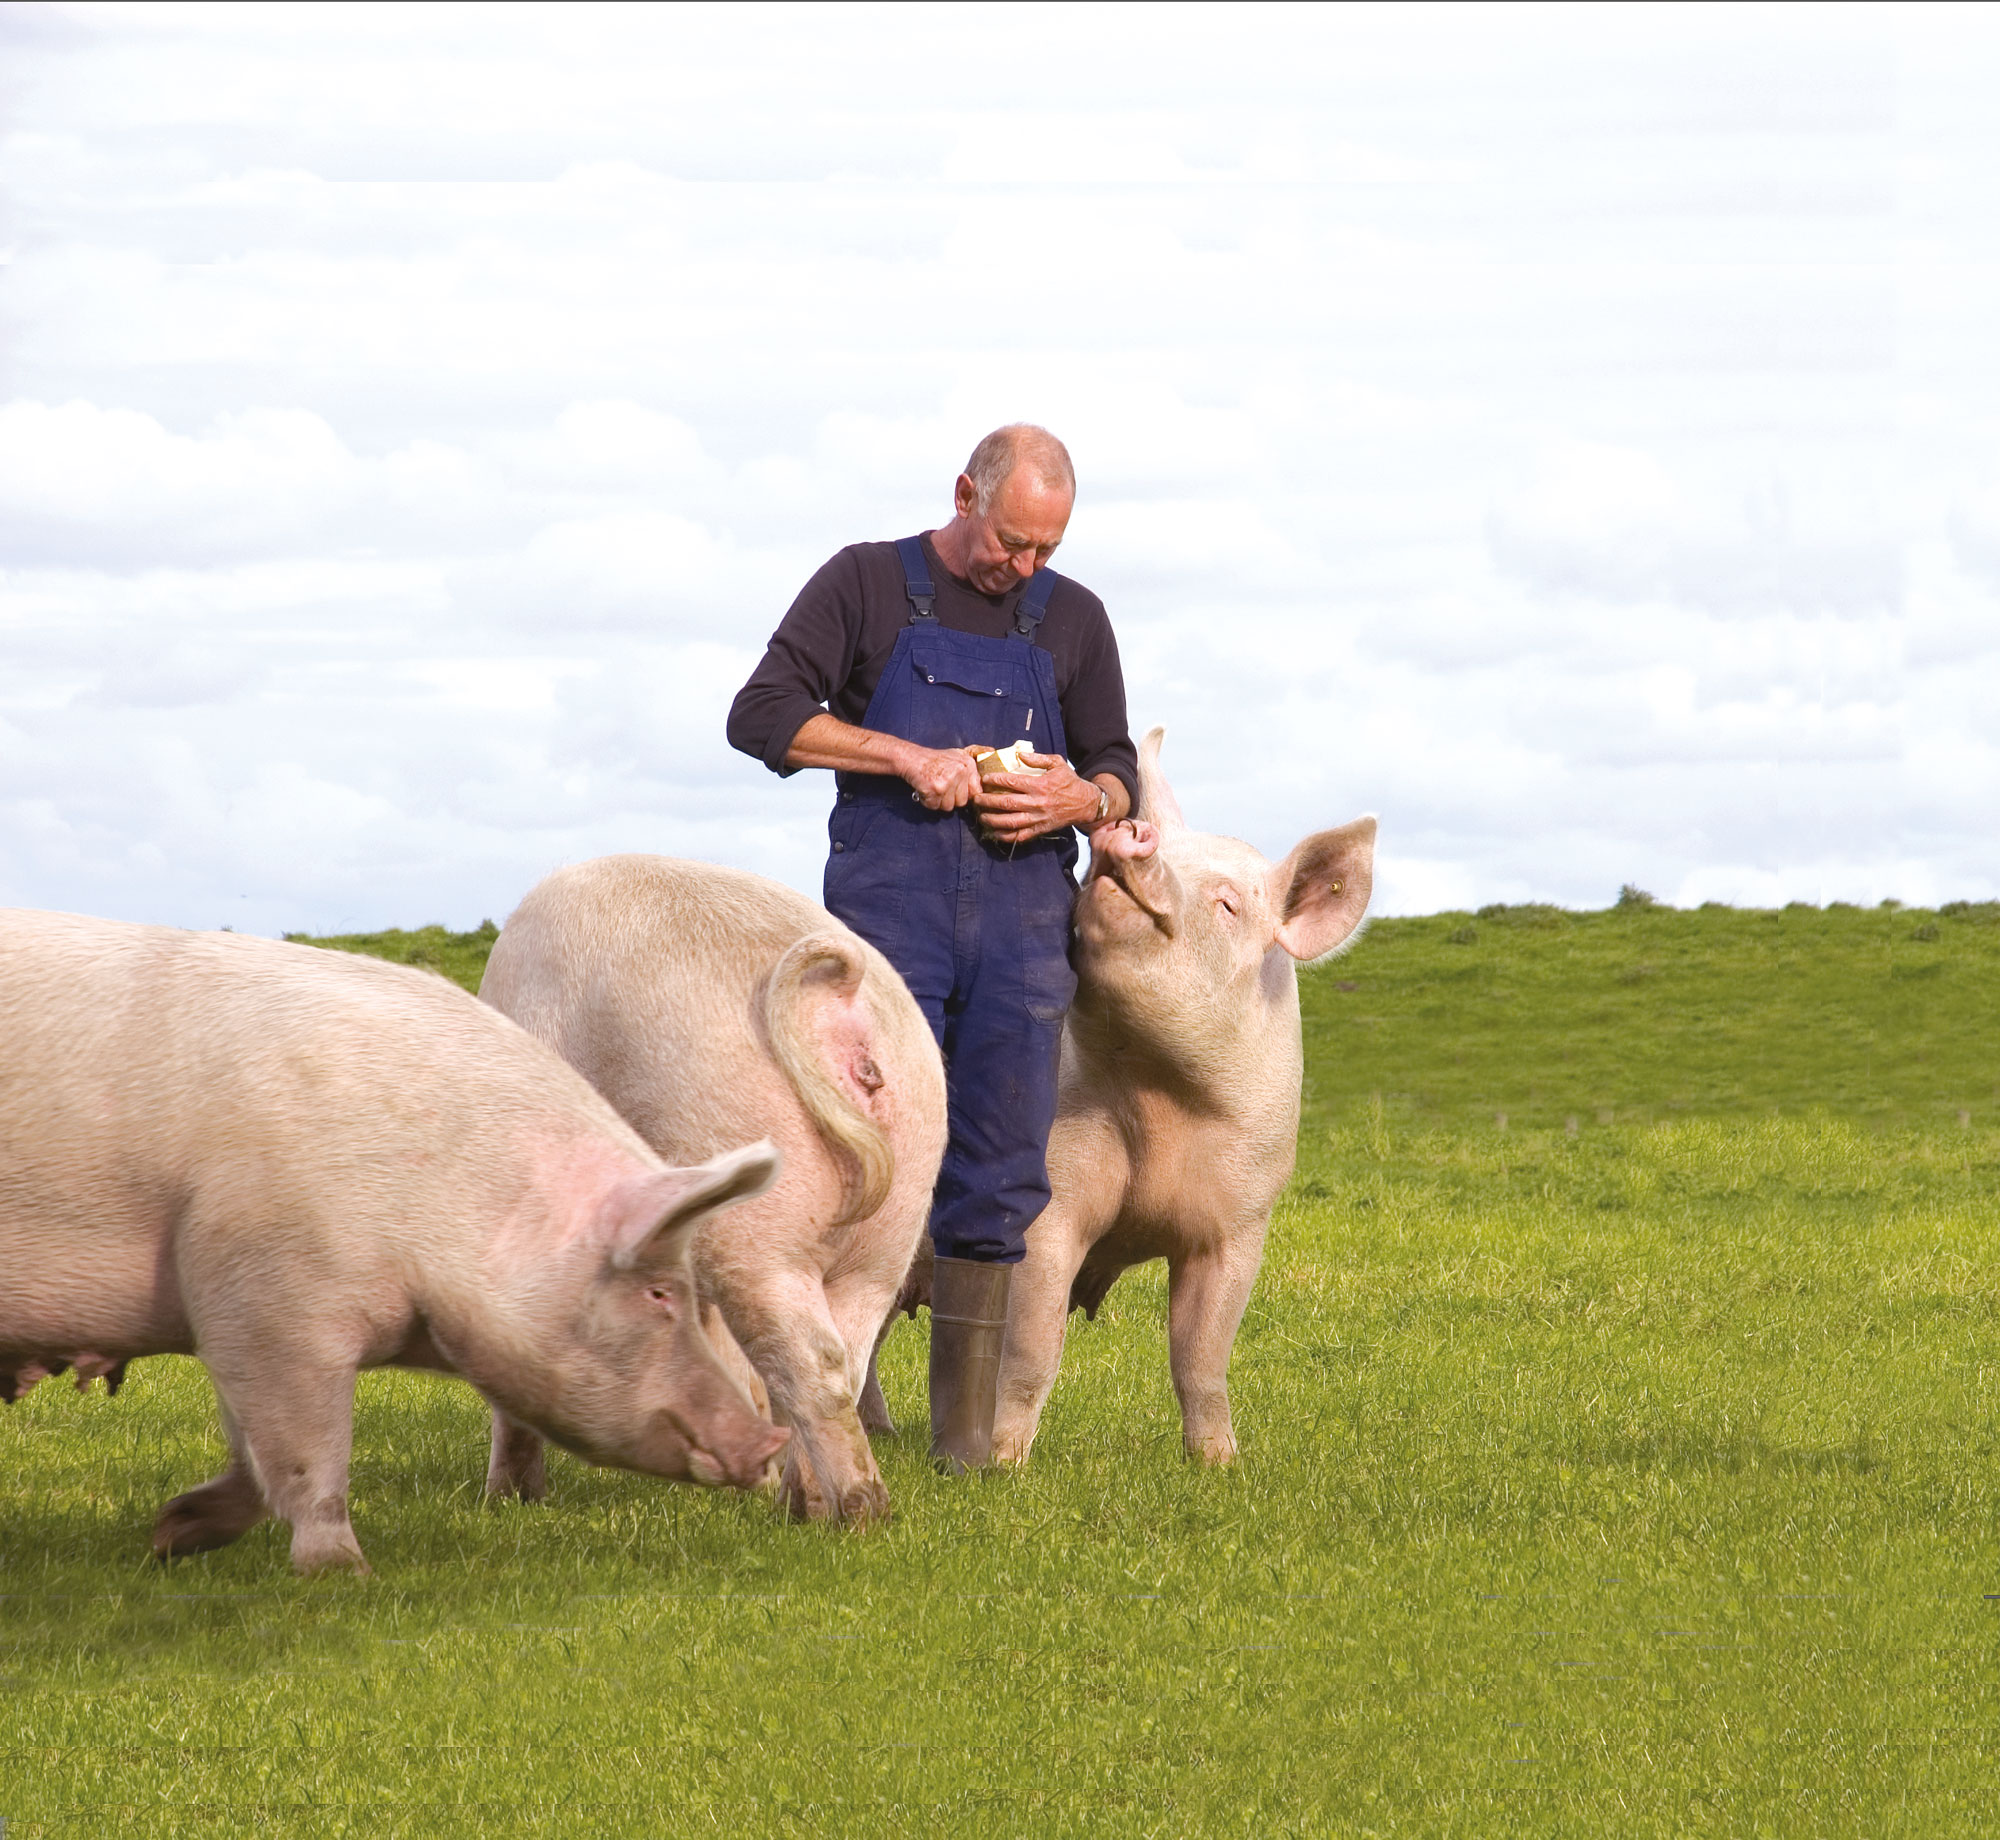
974, 740, 1045, 780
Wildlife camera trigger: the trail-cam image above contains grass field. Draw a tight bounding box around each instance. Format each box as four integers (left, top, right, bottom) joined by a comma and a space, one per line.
5, 902, 1998, 1834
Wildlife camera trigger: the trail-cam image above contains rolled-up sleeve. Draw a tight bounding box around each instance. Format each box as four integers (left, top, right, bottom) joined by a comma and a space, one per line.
726, 551, 863, 776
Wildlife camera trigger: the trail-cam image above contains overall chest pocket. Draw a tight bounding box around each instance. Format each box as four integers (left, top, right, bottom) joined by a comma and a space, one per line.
903, 649, 1037, 752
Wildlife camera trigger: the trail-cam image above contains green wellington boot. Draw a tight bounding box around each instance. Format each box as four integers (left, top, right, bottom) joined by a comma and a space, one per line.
928, 1256, 1012, 1473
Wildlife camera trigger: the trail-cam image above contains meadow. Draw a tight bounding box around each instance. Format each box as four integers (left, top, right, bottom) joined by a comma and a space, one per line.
4, 899, 1997, 1835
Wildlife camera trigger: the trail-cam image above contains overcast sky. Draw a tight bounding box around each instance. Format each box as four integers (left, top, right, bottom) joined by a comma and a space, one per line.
2, 2, 1996, 932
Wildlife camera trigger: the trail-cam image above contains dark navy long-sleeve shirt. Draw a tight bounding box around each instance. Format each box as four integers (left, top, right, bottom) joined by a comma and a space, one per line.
727, 531, 1138, 810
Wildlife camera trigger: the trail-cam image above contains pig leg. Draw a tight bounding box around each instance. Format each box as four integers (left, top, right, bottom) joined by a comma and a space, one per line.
153, 1396, 269, 1559
857, 1327, 896, 1437
207, 1356, 369, 1573
825, 1270, 902, 1479
1165, 1229, 1268, 1466
728, 1280, 887, 1526
486, 1409, 548, 1501
992, 1227, 1090, 1467
859, 1240, 933, 1437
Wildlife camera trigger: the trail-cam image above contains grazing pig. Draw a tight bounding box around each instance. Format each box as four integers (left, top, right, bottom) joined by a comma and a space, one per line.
0, 908, 789, 1574
478, 855, 946, 1525
874, 727, 1375, 1464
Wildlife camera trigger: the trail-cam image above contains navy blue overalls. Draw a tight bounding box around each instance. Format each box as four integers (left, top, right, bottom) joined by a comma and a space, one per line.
822, 537, 1079, 1265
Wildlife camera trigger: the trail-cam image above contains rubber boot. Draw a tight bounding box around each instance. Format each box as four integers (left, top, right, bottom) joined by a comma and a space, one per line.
928, 1255, 1011, 1474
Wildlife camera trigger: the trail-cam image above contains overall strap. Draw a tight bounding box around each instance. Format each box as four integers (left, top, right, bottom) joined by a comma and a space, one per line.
896, 537, 936, 622
1013, 565, 1060, 639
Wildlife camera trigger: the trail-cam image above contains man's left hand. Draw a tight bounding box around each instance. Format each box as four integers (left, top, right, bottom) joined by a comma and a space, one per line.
973, 751, 1101, 844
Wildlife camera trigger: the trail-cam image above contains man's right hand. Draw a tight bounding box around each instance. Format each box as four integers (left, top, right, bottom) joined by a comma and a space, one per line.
901, 744, 983, 812
783, 713, 984, 811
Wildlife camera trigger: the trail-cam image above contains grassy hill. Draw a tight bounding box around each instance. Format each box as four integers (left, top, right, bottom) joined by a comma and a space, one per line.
305, 898, 2000, 1130
1301, 897, 2000, 1133
8, 900, 1994, 1834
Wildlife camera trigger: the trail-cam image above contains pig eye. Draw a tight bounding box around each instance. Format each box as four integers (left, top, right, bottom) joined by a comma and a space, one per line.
1214, 886, 1241, 919
645, 1284, 680, 1317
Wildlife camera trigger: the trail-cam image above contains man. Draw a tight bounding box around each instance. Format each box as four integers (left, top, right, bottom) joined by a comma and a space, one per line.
727, 424, 1136, 1470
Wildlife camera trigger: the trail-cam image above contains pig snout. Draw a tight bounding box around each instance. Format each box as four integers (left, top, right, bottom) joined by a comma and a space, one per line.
1087, 819, 1175, 926
661, 1324, 793, 1490
685, 1418, 791, 1490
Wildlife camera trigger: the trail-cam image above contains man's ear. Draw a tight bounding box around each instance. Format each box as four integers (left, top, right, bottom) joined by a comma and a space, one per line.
1267, 817, 1376, 962
602, 1139, 781, 1271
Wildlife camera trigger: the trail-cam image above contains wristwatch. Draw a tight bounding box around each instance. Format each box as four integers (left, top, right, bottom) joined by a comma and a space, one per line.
1091, 782, 1110, 826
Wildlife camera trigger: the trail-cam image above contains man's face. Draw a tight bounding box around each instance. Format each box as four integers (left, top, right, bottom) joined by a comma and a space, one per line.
952, 466, 1073, 596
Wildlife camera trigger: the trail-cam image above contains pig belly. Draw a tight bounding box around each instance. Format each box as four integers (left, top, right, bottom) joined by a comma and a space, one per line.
0, 1197, 193, 1360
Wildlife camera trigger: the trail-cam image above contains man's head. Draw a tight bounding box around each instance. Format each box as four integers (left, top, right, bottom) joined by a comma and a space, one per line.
945, 424, 1075, 595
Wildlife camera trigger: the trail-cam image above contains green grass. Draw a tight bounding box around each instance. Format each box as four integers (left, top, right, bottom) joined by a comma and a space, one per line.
1303, 897, 2000, 1133
6, 904, 1999, 1834
282, 921, 498, 997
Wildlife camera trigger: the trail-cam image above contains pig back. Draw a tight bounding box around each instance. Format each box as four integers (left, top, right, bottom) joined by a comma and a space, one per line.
480, 855, 941, 1234
0, 908, 656, 1346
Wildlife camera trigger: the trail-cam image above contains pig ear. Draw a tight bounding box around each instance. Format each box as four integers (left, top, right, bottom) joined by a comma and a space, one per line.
1267, 817, 1377, 962
1136, 725, 1186, 833
604, 1139, 781, 1271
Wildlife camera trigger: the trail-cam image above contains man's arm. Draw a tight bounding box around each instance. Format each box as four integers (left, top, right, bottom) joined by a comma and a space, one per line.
784, 714, 984, 812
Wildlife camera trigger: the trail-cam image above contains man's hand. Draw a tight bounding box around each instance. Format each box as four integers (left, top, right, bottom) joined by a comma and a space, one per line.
974, 750, 1103, 844
904, 745, 984, 812
785, 714, 982, 810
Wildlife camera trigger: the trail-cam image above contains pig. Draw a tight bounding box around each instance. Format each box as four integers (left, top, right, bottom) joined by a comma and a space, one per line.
868, 727, 1375, 1465
0, 908, 790, 1573
477, 855, 947, 1525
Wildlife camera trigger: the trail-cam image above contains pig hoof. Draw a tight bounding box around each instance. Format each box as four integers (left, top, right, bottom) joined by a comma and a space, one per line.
483, 1456, 549, 1502
486, 1415, 549, 1501
839, 1480, 893, 1527
293, 1547, 371, 1577
152, 1474, 268, 1559
485, 1473, 549, 1504
1187, 1439, 1239, 1467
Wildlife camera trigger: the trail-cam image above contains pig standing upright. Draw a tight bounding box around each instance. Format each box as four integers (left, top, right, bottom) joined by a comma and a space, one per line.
478, 855, 947, 1524
0, 909, 789, 1573
874, 728, 1374, 1465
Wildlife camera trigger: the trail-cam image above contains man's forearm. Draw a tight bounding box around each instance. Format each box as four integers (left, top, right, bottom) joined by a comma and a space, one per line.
783, 713, 916, 778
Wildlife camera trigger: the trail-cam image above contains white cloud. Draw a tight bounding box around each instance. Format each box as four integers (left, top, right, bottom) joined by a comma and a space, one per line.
0, 4, 1997, 932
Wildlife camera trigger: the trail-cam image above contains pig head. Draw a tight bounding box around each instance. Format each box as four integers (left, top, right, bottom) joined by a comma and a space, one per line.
460, 1139, 794, 1492
990, 725, 1376, 1466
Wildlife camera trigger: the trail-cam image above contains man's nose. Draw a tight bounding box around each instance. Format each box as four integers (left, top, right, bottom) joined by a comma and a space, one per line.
1013, 551, 1037, 579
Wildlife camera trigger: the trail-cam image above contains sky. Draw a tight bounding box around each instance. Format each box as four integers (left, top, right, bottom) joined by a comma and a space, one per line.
2, 1, 1996, 933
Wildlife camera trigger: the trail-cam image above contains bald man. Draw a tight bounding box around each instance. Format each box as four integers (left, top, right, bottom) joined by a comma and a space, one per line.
728, 425, 1136, 1471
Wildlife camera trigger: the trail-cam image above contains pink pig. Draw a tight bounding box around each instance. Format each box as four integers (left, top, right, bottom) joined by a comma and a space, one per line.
0, 908, 788, 1573
478, 855, 947, 1524
868, 727, 1375, 1465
